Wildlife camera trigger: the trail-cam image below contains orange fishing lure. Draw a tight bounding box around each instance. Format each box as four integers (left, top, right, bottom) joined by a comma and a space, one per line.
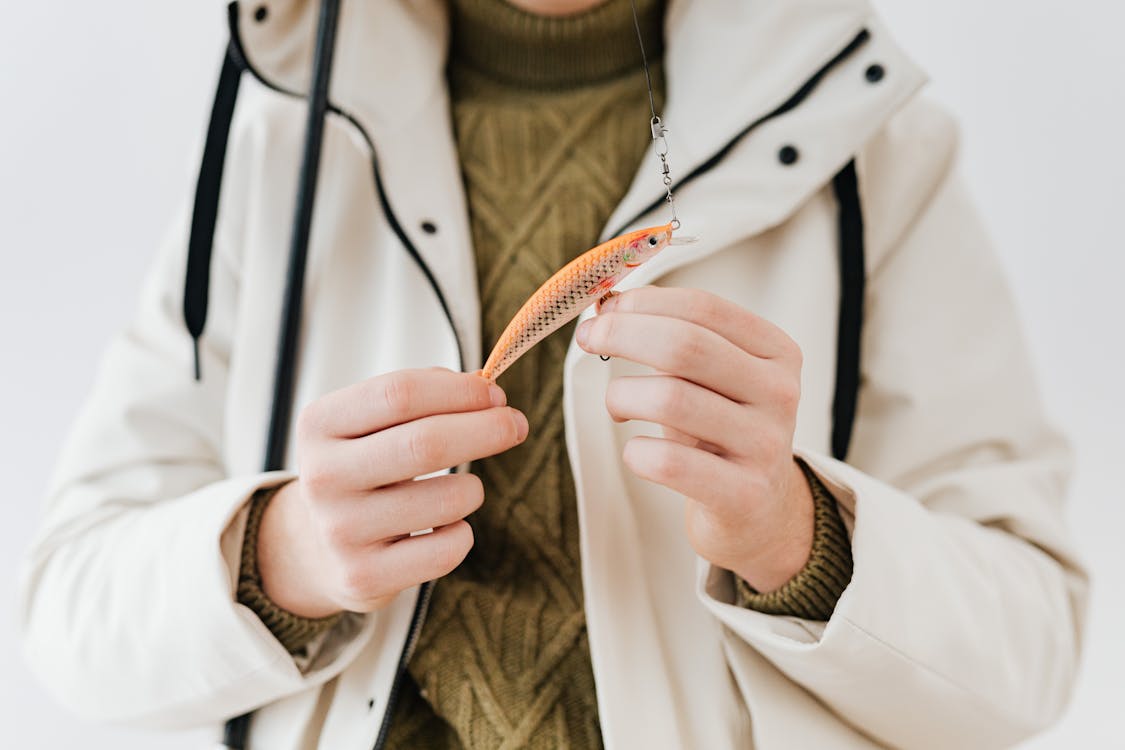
479, 1, 690, 382
480, 223, 676, 381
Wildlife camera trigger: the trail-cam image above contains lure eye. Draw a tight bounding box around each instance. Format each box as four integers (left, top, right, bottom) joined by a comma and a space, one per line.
648, 236, 658, 247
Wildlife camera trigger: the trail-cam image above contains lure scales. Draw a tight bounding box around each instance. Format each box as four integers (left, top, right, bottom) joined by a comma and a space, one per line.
480, 223, 675, 381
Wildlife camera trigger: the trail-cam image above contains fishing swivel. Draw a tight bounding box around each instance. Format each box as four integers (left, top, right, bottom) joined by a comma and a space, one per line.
631, 0, 681, 232
650, 115, 680, 231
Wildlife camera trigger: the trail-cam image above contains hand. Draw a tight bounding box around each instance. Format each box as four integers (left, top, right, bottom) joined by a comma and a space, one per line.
576, 287, 814, 592
256, 368, 529, 618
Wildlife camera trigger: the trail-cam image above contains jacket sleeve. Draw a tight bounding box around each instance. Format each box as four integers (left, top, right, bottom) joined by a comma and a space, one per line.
17, 192, 374, 729
698, 104, 1088, 749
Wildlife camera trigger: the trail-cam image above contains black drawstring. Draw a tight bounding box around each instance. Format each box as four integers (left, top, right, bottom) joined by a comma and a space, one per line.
831, 160, 865, 462
260, 0, 341, 473
216, 0, 343, 747
183, 33, 244, 381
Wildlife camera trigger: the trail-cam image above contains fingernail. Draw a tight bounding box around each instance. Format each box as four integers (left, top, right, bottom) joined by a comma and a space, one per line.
576, 320, 591, 348
488, 383, 506, 407
513, 410, 529, 441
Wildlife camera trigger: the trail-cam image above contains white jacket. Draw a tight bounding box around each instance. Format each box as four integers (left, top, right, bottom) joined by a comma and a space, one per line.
19, 1, 1088, 748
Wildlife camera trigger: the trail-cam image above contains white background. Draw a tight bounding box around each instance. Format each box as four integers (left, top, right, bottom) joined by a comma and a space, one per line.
1, 2, 1121, 747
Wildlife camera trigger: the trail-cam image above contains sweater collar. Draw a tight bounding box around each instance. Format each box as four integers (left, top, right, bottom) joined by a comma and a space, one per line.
447, 0, 665, 90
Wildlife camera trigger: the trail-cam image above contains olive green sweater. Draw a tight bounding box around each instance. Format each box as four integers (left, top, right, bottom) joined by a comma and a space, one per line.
236, 1, 853, 746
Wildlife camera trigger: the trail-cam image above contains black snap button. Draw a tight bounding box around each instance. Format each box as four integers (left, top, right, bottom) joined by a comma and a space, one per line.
420, 220, 438, 235
253, 5, 269, 22
865, 64, 885, 83
778, 145, 799, 166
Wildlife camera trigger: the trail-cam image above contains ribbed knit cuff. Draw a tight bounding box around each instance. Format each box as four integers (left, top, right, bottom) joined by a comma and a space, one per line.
237, 483, 342, 655
735, 460, 854, 621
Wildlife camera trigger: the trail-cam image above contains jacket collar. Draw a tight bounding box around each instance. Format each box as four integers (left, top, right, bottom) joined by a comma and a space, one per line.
234, 0, 449, 131
231, 0, 926, 362
232, 1, 914, 149
233, 1, 926, 243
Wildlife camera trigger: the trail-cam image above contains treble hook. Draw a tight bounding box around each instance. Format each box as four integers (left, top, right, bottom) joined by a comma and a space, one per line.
596, 291, 619, 363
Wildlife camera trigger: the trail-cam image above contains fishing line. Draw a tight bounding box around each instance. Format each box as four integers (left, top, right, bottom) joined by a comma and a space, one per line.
630, 0, 680, 230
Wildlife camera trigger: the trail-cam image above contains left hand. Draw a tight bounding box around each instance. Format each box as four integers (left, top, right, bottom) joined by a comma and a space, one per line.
575, 287, 814, 592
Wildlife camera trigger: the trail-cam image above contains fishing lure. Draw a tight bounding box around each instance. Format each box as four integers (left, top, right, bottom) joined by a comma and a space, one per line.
480, 223, 677, 381
479, 0, 690, 382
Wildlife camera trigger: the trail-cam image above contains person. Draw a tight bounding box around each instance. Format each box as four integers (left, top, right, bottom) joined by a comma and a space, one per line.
19, 0, 1088, 748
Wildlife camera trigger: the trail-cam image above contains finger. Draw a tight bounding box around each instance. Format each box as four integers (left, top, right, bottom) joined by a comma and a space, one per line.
301, 368, 506, 439
578, 312, 771, 403
659, 425, 724, 452
345, 520, 475, 606
605, 375, 749, 454
326, 474, 485, 543
622, 435, 751, 518
599, 287, 799, 361
319, 406, 528, 489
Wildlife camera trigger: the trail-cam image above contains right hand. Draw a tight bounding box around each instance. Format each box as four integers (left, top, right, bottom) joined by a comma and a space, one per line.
256, 367, 528, 619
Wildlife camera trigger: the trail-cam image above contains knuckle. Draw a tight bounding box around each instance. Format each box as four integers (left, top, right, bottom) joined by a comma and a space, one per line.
406, 427, 444, 469
380, 492, 410, 532
652, 380, 686, 422
669, 336, 703, 372
429, 482, 451, 523
684, 506, 715, 547
320, 513, 353, 549
754, 430, 786, 466
774, 377, 801, 413
463, 376, 491, 409
788, 340, 805, 369
340, 558, 376, 600
627, 439, 682, 484
695, 293, 725, 330
651, 443, 684, 483
302, 461, 336, 496
380, 374, 416, 422
295, 403, 325, 442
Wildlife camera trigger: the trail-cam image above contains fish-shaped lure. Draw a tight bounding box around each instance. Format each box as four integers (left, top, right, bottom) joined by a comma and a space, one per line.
481, 223, 676, 381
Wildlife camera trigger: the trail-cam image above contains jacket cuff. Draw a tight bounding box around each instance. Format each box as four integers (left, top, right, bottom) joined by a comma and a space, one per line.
237, 483, 342, 655
734, 460, 853, 621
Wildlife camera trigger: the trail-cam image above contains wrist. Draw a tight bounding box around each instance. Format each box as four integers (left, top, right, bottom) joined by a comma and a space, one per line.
729, 458, 815, 592
734, 461, 854, 619
257, 480, 342, 620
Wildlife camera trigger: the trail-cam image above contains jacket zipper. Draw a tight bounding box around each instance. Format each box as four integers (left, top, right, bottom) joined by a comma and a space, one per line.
227, 7, 869, 747
371, 580, 435, 747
